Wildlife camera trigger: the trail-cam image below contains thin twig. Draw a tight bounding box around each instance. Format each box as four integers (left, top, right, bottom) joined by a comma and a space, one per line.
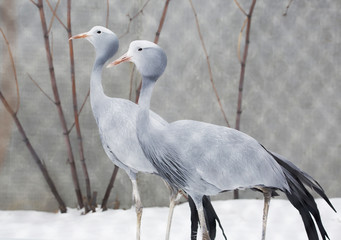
189, 0, 230, 127
47, 0, 61, 34
27, 73, 55, 104
0, 28, 20, 114
78, 89, 90, 116
233, 0, 247, 16
237, 18, 248, 64
131, 0, 151, 22
30, 0, 38, 7
106, 0, 110, 28
283, 0, 294, 16
45, 0, 67, 30
68, 89, 90, 133
118, 0, 151, 39
135, 0, 171, 103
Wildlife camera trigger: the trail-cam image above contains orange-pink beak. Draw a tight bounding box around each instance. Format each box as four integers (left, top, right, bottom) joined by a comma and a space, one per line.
69, 33, 90, 41
107, 52, 132, 68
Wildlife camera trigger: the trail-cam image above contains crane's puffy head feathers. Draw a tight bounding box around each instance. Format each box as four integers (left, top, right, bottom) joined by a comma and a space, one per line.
110, 40, 167, 80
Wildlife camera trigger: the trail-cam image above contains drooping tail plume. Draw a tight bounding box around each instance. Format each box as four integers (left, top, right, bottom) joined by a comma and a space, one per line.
267, 150, 336, 240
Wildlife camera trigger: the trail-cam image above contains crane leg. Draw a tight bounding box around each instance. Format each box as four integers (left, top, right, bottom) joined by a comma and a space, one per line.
198, 207, 210, 240
194, 198, 210, 240
261, 190, 272, 240
132, 180, 143, 240
165, 198, 176, 240
165, 190, 181, 240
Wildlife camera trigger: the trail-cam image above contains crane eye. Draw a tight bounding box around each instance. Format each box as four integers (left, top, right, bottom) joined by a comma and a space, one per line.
97, 30, 102, 34
138, 48, 143, 51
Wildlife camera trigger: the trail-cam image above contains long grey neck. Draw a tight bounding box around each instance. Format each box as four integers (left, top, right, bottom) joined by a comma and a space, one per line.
137, 76, 158, 141
138, 76, 156, 109
90, 56, 108, 115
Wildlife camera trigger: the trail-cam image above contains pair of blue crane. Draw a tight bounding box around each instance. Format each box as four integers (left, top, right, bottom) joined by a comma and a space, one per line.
70, 26, 335, 240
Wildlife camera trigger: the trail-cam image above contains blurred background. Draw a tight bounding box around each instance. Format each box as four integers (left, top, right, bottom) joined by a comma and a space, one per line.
0, 0, 340, 212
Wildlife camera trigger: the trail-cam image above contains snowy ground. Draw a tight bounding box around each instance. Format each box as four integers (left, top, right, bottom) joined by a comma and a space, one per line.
0, 198, 340, 240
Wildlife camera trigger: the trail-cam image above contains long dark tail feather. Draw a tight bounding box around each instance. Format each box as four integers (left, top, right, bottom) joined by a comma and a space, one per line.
188, 195, 227, 240
269, 150, 336, 212
264, 148, 336, 240
188, 196, 199, 240
285, 178, 320, 240
203, 195, 217, 240
203, 195, 228, 240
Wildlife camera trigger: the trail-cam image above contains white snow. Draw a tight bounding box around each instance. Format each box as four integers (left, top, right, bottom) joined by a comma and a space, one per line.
0, 198, 340, 240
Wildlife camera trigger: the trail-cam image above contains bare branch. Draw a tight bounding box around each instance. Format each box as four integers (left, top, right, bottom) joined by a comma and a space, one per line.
189, 0, 230, 127
154, 0, 171, 44
234, 0, 247, 16
50, 31, 54, 58
35, 0, 83, 208
45, 0, 67, 30
119, 0, 151, 39
283, 0, 294, 16
0, 20, 66, 210
0, 28, 20, 114
234, 0, 257, 200
0, 91, 67, 213
235, 0, 257, 131
27, 73, 55, 104
66, 0, 93, 208
233, 1, 257, 200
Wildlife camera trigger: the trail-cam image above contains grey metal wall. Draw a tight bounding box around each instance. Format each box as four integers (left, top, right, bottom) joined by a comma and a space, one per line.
0, 0, 340, 212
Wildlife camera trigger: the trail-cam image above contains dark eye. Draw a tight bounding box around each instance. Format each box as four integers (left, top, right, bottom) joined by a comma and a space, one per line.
138, 48, 142, 51
97, 30, 101, 34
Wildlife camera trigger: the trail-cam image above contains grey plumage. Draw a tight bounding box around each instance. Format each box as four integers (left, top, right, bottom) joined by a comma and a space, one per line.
71, 27, 224, 240
112, 40, 336, 240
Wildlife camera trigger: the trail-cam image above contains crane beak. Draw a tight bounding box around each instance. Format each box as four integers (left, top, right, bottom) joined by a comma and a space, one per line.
106, 52, 132, 68
69, 32, 90, 41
